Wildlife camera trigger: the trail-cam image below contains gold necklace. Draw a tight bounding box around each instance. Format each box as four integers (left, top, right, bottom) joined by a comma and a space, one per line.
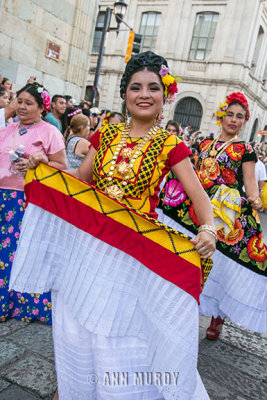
200, 135, 238, 179
105, 122, 158, 201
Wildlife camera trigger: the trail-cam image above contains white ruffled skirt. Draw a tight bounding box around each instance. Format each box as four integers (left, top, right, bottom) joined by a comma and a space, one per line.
157, 208, 267, 333
10, 204, 209, 400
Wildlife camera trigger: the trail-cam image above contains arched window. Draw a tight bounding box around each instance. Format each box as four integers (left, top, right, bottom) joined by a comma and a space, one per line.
251, 26, 264, 74
189, 12, 219, 61
174, 97, 203, 132
139, 12, 161, 52
92, 12, 106, 53
249, 119, 258, 142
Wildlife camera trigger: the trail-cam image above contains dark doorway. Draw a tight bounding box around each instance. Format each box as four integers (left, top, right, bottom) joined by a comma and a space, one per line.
174, 97, 203, 132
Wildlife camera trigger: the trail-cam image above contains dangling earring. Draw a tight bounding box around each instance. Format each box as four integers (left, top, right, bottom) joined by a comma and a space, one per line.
155, 108, 163, 127
124, 109, 132, 130
125, 108, 129, 123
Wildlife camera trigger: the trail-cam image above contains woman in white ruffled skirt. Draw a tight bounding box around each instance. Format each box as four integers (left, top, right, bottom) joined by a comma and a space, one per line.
158, 92, 267, 339
10, 51, 217, 399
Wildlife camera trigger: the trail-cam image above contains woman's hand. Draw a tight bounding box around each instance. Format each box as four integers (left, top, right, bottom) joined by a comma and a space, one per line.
28, 153, 47, 169
248, 195, 262, 210
15, 157, 30, 173
190, 231, 216, 259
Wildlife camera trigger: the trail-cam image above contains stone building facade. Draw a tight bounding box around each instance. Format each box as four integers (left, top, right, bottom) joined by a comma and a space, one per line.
0, 0, 99, 100
88, 0, 267, 141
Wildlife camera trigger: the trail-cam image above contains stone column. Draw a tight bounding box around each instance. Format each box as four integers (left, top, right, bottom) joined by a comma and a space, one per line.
65, 0, 99, 100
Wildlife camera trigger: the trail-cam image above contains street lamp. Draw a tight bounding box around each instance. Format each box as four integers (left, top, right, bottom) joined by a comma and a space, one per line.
90, 1, 128, 105
114, 1, 128, 29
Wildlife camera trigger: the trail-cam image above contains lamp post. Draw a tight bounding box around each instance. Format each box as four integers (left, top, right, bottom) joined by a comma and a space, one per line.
90, 1, 128, 105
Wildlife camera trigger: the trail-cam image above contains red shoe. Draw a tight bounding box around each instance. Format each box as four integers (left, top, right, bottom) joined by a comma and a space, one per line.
206, 316, 224, 340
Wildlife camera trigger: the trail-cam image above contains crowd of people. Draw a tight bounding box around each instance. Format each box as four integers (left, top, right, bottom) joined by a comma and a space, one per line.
0, 51, 266, 400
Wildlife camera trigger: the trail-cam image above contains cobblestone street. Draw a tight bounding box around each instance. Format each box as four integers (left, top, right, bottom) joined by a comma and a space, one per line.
0, 317, 266, 399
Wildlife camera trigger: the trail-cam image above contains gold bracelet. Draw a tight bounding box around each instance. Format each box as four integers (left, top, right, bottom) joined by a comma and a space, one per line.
198, 225, 218, 242
198, 224, 216, 235
253, 198, 261, 205
199, 230, 218, 242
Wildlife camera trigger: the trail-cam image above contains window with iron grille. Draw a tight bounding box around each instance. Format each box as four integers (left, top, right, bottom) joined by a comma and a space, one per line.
92, 12, 105, 53
174, 97, 203, 132
139, 12, 161, 52
189, 12, 219, 61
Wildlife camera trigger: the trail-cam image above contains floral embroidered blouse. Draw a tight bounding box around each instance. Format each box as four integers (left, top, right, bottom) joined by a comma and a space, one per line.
160, 137, 267, 275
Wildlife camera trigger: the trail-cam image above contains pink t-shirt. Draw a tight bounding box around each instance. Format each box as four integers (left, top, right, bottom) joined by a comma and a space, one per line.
0, 121, 65, 191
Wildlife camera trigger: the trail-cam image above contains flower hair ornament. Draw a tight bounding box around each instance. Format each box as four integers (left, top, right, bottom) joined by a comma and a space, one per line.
36, 85, 51, 111
159, 65, 180, 103
216, 92, 250, 126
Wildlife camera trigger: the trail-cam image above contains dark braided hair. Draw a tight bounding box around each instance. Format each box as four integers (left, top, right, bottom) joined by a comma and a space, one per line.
17, 83, 46, 108
120, 51, 168, 98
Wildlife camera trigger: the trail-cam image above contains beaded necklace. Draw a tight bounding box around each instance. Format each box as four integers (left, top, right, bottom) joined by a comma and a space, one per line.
105, 122, 158, 201
19, 119, 41, 135
200, 135, 238, 179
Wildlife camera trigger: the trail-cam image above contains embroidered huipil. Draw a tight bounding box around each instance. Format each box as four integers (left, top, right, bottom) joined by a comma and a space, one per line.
90, 123, 191, 219
160, 137, 267, 275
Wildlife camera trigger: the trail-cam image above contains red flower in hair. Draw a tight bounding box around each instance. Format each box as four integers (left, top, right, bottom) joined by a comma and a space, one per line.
226, 92, 249, 120
168, 82, 178, 95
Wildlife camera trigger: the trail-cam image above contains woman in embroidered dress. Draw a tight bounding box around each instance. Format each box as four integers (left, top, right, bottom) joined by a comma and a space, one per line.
0, 83, 67, 324
10, 52, 216, 399
158, 92, 267, 338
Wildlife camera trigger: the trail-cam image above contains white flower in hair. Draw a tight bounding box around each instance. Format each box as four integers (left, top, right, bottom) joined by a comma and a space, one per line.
37, 87, 43, 93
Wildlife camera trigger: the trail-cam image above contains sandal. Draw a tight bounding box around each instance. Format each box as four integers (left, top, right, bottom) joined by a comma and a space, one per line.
52, 389, 59, 400
206, 316, 224, 340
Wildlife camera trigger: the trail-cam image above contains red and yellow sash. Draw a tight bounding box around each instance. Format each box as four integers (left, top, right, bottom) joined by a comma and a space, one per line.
25, 164, 202, 302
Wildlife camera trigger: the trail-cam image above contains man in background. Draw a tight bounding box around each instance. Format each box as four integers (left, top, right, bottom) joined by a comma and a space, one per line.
64, 95, 75, 108
45, 95, 66, 133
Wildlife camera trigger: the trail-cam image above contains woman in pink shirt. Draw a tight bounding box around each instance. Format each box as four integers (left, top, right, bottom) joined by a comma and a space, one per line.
0, 83, 67, 324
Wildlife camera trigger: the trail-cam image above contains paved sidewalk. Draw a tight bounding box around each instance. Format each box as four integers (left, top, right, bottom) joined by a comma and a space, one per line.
0, 320, 56, 399
198, 317, 267, 400
0, 316, 266, 399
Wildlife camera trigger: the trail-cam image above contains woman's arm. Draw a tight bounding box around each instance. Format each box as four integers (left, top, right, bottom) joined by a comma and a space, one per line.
47, 149, 67, 170
20, 149, 67, 171
171, 157, 216, 258
74, 139, 91, 158
67, 145, 97, 183
4, 98, 17, 120
242, 161, 262, 209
